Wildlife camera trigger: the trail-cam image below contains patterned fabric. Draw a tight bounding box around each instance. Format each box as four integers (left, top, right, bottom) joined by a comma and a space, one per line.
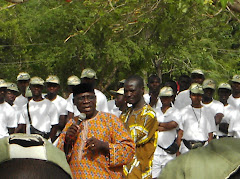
120, 104, 158, 179
57, 112, 135, 179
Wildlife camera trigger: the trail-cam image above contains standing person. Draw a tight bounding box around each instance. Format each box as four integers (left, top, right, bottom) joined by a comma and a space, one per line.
17, 77, 59, 141
174, 69, 205, 110
57, 83, 135, 178
5, 83, 19, 106
216, 83, 240, 138
202, 79, 224, 126
45, 75, 68, 139
109, 88, 127, 117
152, 87, 180, 179
228, 74, 240, 108
120, 75, 158, 179
177, 74, 191, 93
66, 75, 81, 120
14, 72, 30, 109
144, 74, 162, 111
0, 79, 17, 137
177, 83, 215, 155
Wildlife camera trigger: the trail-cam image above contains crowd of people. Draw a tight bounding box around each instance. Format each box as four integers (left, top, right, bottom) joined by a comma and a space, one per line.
0, 67, 240, 178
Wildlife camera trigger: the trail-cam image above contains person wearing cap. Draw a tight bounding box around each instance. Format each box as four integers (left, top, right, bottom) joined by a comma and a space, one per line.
202, 79, 224, 128
216, 83, 240, 138
0, 79, 18, 137
17, 77, 59, 141
228, 74, 240, 108
14, 72, 30, 109
174, 69, 205, 110
143, 74, 162, 111
177, 83, 215, 155
65, 75, 81, 120
5, 82, 19, 106
109, 88, 127, 117
152, 87, 181, 179
120, 75, 158, 179
0, 133, 72, 178
57, 83, 135, 178
45, 75, 68, 141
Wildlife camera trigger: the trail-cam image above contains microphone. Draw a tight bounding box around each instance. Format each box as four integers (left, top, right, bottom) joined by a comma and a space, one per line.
77, 113, 86, 125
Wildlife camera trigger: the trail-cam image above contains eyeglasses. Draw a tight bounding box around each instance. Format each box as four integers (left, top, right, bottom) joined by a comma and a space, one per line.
75, 95, 96, 102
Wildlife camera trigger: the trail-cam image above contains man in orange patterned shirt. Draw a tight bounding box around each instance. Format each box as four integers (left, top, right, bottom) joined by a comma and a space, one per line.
57, 83, 135, 178
120, 75, 158, 179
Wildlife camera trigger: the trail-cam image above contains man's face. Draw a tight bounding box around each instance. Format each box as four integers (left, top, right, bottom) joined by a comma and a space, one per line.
30, 84, 43, 97
74, 92, 96, 119
46, 83, 59, 95
160, 96, 173, 106
124, 80, 144, 105
115, 94, 125, 108
179, 77, 191, 91
203, 88, 215, 99
147, 78, 161, 94
17, 80, 29, 94
191, 74, 204, 84
81, 78, 95, 85
5, 90, 18, 104
190, 93, 202, 106
231, 82, 240, 93
218, 89, 231, 104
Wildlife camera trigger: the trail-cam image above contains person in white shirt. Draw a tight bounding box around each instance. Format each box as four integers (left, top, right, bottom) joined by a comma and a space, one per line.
14, 72, 30, 109
67, 68, 109, 119
109, 88, 127, 117
202, 79, 224, 127
0, 79, 17, 138
217, 83, 240, 138
228, 74, 240, 109
45, 75, 68, 140
177, 83, 215, 155
174, 69, 205, 110
5, 83, 19, 106
143, 74, 162, 112
17, 77, 59, 141
152, 87, 180, 179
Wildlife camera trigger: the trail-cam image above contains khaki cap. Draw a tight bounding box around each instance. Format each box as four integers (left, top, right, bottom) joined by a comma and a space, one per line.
231, 75, 240, 83
218, 83, 231, 90
0, 79, 7, 88
81, 68, 97, 79
7, 83, 19, 92
67, 75, 80, 86
0, 134, 72, 178
46, 75, 60, 85
25, 86, 32, 98
110, 88, 124, 95
159, 86, 173, 97
191, 69, 204, 75
190, 83, 204, 94
30, 77, 44, 86
203, 79, 216, 90
17, 72, 30, 81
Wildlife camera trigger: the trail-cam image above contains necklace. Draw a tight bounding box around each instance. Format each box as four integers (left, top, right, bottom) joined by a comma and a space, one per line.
192, 107, 201, 127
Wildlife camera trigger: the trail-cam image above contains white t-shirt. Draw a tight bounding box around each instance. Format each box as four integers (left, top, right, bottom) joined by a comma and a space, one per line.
19, 99, 59, 133
155, 107, 181, 155
108, 99, 122, 117
227, 95, 240, 109
0, 102, 18, 138
66, 89, 109, 116
216, 104, 238, 137
143, 93, 162, 111
14, 94, 28, 109
50, 95, 68, 116
179, 105, 215, 141
202, 99, 223, 131
174, 90, 191, 110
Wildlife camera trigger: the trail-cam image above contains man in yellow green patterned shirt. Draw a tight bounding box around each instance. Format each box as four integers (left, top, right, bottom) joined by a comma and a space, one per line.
120, 75, 158, 179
